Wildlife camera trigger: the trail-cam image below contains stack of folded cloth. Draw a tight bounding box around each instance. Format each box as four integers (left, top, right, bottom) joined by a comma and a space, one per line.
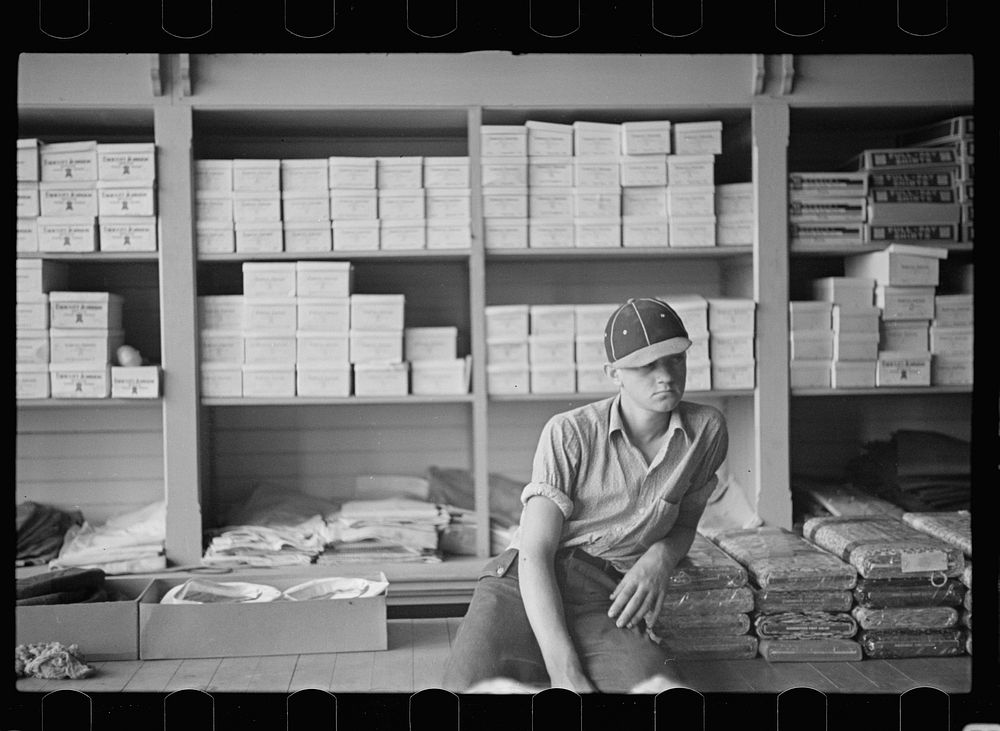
710, 526, 862, 662
901, 510, 973, 655
647, 532, 756, 659
803, 515, 967, 659
202, 484, 337, 567
16, 567, 109, 606
49, 502, 167, 574
320, 497, 451, 563
17, 502, 84, 567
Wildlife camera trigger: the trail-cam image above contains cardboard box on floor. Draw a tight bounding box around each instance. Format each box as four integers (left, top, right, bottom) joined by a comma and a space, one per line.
138, 573, 388, 659
16, 577, 152, 661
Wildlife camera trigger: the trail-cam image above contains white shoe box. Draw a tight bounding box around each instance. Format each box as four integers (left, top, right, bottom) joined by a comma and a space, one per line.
426, 219, 471, 249
832, 360, 877, 389
195, 191, 234, 222
49, 363, 111, 398
16, 330, 50, 365
529, 157, 575, 188
296, 332, 350, 365
377, 157, 423, 189
707, 298, 755, 333
574, 335, 606, 365
715, 182, 754, 218
200, 330, 244, 364
333, 219, 380, 251
833, 332, 880, 361
572, 122, 621, 157
673, 121, 723, 156
789, 302, 833, 332
529, 218, 575, 248
669, 216, 716, 248
280, 159, 329, 192
486, 337, 529, 366
931, 355, 973, 386
833, 305, 880, 334
620, 156, 667, 187
16, 364, 50, 399
99, 217, 158, 252
243, 298, 297, 333
349, 330, 404, 364
711, 359, 755, 390
353, 362, 409, 396
195, 160, 233, 192
666, 155, 715, 187
200, 363, 242, 397
410, 358, 470, 395
575, 218, 622, 248
281, 191, 330, 223
330, 189, 378, 220
790, 360, 832, 389
49, 328, 124, 364
40, 141, 98, 182
350, 294, 405, 330
16, 294, 49, 331
232, 159, 281, 192
573, 157, 620, 189
487, 363, 529, 395
296, 365, 352, 397
243, 332, 297, 365
667, 186, 716, 218
484, 218, 528, 249
933, 294, 973, 327
38, 181, 97, 217
485, 304, 529, 339
662, 294, 709, 334
328, 157, 376, 190
96, 181, 156, 217
296, 261, 353, 299
880, 320, 929, 352
876, 351, 932, 387
111, 365, 162, 399
621, 121, 671, 155
405, 327, 458, 362
17, 218, 39, 253
482, 158, 529, 188
283, 222, 332, 253
235, 221, 283, 253
789, 330, 833, 361
480, 125, 528, 157
530, 364, 575, 394
242, 364, 295, 397
528, 189, 574, 219
876, 286, 936, 321
525, 121, 574, 157
422, 157, 469, 188
622, 186, 667, 217
17, 259, 68, 296
378, 189, 425, 220
199, 295, 245, 331
686, 358, 712, 392
529, 335, 576, 365
425, 189, 471, 219
49, 291, 123, 330
379, 219, 426, 250
529, 305, 576, 335
37, 217, 98, 252
712, 331, 756, 362
297, 298, 350, 333
233, 191, 281, 223
243, 262, 298, 298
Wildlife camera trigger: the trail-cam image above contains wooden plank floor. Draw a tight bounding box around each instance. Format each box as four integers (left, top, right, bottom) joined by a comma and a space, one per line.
15, 618, 971, 694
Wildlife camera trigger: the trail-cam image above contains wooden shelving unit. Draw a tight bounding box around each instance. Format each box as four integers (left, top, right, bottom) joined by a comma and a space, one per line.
17, 52, 974, 572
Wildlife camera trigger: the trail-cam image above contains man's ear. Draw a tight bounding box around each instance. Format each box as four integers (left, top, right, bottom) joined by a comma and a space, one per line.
604, 363, 620, 385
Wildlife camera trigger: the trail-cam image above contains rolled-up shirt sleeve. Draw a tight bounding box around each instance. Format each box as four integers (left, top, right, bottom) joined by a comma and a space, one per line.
518, 414, 580, 520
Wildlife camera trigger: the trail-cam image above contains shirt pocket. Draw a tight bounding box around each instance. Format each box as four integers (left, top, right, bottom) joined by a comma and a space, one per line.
478, 547, 519, 580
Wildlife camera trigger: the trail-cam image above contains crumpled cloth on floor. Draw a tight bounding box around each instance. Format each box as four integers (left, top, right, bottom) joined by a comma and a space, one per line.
15, 642, 94, 680
49, 502, 166, 574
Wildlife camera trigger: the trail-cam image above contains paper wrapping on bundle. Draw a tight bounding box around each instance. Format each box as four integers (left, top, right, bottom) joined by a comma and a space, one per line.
651, 613, 751, 637
666, 532, 749, 590
753, 587, 854, 613
852, 605, 960, 630
858, 628, 966, 659
852, 576, 965, 608
659, 586, 754, 616
753, 611, 858, 640
802, 515, 965, 580
901, 510, 971, 557
711, 527, 857, 591
757, 638, 863, 662
650, 633, 759, 660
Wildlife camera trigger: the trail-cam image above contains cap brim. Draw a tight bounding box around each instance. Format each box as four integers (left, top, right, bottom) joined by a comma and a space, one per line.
609, 337, 692, 368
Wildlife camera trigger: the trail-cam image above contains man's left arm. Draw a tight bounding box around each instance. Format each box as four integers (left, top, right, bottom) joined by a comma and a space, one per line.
608, 415, 729, 629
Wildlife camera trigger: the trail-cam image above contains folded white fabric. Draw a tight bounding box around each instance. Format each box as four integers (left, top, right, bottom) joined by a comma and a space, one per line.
282, 576, 389, 601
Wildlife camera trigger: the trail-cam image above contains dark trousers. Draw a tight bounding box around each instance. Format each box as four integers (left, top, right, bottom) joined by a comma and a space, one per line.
442, 548, 674, 693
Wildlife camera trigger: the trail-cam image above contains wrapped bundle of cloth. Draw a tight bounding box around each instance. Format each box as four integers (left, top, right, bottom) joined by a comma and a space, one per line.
802, 516, 965, 582
15, 642, 94, 680
711, 526, 862, 661
803, 514, 968, 658
857, 628, 966, 659
202, 484, 337, 567
901, 510, 972, 558
320, 497, 450, 563
17, 502, 84, 567
647, 533, 756, 660
49, 502, 166, 574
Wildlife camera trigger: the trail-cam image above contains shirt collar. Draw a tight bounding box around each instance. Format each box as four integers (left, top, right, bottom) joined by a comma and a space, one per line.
608, 393, 691, 446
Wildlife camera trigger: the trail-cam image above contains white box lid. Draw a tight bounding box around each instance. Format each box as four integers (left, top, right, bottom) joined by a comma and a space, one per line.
41, 141, 97, 153
49, 291, 122, 302
525, 121, 574, 133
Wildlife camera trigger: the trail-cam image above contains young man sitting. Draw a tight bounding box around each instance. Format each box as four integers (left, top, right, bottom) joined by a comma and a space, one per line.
443, 297, 729, 693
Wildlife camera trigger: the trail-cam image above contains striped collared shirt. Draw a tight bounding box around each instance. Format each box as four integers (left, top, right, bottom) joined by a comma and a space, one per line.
508, 394, 728, 573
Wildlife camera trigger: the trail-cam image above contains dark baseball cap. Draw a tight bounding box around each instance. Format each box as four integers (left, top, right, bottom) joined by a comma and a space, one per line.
604, 297, 691, 368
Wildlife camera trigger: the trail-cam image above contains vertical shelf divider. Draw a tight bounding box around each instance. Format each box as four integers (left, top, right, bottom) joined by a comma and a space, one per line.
155, 97, 204, 565
751, 100, 792, 528
467, 105, 491, 557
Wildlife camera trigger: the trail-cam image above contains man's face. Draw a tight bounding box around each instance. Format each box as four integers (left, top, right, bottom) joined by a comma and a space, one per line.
606, 351, 687, 413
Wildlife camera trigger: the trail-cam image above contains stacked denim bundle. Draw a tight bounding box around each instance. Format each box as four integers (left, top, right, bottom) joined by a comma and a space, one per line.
804, 515, 967, 658
646, 532, 757, 660
712, 526, 863, 661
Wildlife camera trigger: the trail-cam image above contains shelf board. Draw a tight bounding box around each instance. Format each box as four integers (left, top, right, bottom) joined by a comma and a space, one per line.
487, 246, 752, 261
203, 395, 474, 406
17, 398, 163, 408
792, 386, 972, 397
17, 251, 160, 263
790, 243, 973, 257
199, 250, 469, 263
490, 389, 755, 402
